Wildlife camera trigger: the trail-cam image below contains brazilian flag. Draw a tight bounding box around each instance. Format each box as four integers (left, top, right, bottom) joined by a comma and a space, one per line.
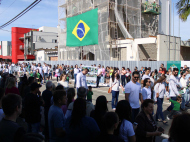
66, 8, 98, 47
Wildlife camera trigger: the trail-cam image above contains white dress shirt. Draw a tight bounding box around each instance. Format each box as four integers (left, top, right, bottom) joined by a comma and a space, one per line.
74, 68, 79, 74
76, 72, 87, 89
169, 75, 180, 97
154, 83, 166, 101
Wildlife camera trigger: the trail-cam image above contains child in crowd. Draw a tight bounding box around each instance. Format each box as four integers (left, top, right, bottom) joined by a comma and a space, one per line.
66, 74, 69, 82
167, 96, 182, 120
29, 71, 34, 77
87, 86, 93, 102
36, 69, 42, 84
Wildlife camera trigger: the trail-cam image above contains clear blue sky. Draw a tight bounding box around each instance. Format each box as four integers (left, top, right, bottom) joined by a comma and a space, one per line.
0, 0, 189, 41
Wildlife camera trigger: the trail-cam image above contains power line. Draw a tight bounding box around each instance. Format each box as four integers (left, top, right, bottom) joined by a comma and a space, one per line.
0, 0, 17, 16
0, 0, 41, 29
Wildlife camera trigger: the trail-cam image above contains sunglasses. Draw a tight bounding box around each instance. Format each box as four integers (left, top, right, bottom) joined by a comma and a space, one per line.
184, 75, 186, 76
148, 81, 151, 83
134, 77, 139, 79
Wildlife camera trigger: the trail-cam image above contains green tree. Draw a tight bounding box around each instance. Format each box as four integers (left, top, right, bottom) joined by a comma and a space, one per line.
176, 0, 190, 21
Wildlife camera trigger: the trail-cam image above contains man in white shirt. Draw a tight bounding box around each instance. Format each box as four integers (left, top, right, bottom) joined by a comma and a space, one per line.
76, 68, 89, 91
167, 68, 181, 112
141, 68, 150, 84
37, 63, 44, 83
43, 63, 48, 83
96, 64, 102, 88
125, 71, 143, 123
8, 62, 12, 74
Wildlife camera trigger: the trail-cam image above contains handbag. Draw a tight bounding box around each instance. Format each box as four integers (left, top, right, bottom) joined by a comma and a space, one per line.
108, 87, 112, 93
108, 82, 117, 93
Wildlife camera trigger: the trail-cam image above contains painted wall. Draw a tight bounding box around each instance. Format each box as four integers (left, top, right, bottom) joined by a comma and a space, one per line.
36, 50, 45, 61
157, 35, 181, 61
32, 31, 58, 49
38, 26, 58, 33
12, 27, 35, 63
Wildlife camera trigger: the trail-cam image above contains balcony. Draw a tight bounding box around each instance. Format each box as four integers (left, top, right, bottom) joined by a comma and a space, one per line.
19, 45, 24, 50
142, 2, 161, 15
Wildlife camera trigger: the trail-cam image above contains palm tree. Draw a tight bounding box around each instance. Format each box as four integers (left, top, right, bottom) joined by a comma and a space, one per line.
176, 0, 190, 21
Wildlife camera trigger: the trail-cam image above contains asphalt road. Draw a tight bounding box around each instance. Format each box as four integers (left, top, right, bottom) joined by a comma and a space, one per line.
39, 77, 190, 142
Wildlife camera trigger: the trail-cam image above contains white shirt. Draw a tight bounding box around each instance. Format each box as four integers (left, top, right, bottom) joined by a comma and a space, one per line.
58, 81, 69, 91
180, 77, 187, 93
142, 74, 150, 80
150, 77, 155, 88
74, 68, 79, 74
8, 65, 12, 71
43, 66, 48, 73
76, 72, 87, 89
119, 119, 135, 142
125, 81, 142, 109
3, 68, 8, 73
169, 75, 180, 97
97, 68, 102, 77
142, 87, 151, 100
55, 69, 60, 76
33, 66, 37, 72
111, 78, 120, 91
154, 83, 166, 101
37, 66, 43, 75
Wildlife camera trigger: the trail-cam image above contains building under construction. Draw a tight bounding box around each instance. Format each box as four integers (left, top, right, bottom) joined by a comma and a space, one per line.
58, 0, 172, 61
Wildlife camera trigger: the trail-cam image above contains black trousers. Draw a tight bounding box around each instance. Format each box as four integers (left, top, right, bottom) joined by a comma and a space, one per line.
97, 76, 101, 87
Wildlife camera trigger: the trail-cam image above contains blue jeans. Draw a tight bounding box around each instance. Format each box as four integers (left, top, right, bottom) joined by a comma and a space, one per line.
181, 91, 190, 109
132, 108, 140, 123
121, 75, 126, 87
156, 98, 165, 120
9, 70, 12, 74
27, 122, 40, 133
167, 97, 177, 111
74, 74, 77, 87
112, 90, 119, 109
100, 76, 105, 84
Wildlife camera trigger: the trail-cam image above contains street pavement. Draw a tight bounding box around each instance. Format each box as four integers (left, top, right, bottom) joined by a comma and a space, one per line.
40, 77, 190, 142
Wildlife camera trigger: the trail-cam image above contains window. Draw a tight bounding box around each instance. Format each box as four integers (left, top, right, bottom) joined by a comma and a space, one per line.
52, 39, 57, 43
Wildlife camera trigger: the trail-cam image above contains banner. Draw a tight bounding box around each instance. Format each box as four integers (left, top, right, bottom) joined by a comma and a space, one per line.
167, 61, 181, 72
82, 66, 97, 87
66, 8, 98, 47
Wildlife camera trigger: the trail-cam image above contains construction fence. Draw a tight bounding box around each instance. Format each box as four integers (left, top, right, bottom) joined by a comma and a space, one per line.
18, 61, 168, 71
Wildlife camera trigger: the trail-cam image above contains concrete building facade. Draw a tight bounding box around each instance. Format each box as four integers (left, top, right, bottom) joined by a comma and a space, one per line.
58, 0, 175, 61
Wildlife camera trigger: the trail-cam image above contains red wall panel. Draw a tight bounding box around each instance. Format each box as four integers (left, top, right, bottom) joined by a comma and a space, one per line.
11, 27, 37, 63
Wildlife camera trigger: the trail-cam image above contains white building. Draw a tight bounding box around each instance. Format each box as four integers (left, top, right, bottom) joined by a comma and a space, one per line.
0, 41, 12, 61
24, 26, 58, 61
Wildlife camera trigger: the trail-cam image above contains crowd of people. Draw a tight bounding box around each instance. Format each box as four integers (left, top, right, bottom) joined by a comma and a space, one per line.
0, 61, 190, 142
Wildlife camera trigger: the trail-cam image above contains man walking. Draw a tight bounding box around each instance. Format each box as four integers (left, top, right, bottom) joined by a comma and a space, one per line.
76, 68, 89, 91
167, 68, 181, 112
125, 71, 143, 123
96, 64, 102, 88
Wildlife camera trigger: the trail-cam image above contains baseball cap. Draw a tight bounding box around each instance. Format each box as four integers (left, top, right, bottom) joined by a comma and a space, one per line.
31, 82, 42, 91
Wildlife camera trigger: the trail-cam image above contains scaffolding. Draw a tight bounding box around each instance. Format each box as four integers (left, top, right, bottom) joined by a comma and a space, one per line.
58, 0, 159, 61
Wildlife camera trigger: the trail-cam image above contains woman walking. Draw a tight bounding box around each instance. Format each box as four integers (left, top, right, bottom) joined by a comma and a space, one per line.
55, 66, 60, 82
121, 67, 126, 87
180, 72, 188, 111
142, 78, 152, 100
154, 76, 167, 124
111, 72, 121, 110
